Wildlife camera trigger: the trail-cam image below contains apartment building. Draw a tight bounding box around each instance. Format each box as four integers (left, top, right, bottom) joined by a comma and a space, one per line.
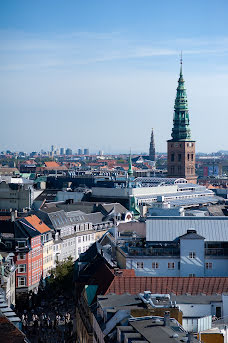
24, 215, 53, 278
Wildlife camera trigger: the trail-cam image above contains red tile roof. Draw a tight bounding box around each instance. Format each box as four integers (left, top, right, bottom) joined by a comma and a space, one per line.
44, 161, 60, 168
0, 216, 11, 221
24, 215, 51, 234
105, 277, 228, 296
0, 316, 26, 343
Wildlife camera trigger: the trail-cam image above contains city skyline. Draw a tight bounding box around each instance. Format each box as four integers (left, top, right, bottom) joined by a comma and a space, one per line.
1, 1, 228, 153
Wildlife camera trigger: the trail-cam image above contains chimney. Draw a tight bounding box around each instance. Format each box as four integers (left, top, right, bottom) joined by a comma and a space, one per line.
11, 211, 15, 222
164, 311, 170, 327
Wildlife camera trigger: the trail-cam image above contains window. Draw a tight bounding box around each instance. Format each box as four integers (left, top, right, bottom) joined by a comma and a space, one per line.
187, 154, 190, 161
168, 262, 175, 269
18, 241, 26, 248
78, 236, 81, 243
189, 274, 195, 277
18, 277, 26, 287
18, 264, 26, 273
191, 154, 194, 161
178, 154, 181, 162
171, 153, 175, 162
152, 262, 159, 269
189, 252, 196, 259
136, 262, 144, 269
78, 247, 81, 255
205, 262, 212, 269
18, 253, 26, 260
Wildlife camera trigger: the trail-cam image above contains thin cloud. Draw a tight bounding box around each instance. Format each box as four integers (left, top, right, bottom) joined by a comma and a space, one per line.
1, 30, 228, 71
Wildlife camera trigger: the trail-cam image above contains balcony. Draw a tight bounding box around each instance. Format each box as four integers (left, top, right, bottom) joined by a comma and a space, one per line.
127, 247, 180, 257
205, 248, 228, 257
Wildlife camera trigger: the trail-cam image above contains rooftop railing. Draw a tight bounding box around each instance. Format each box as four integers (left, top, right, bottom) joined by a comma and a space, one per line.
205, 248, 228, 257
127, 247, 180, 257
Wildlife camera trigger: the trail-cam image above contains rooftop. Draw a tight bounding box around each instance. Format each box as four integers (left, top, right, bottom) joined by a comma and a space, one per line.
146, 216, 228, 242
106, 277, 228, 296
129, 316, 199, 342
24, 215, 51, 234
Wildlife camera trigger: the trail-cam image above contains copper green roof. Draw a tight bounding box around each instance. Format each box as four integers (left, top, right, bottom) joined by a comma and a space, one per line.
128, 154, 133, 176
170, 59, 192, 141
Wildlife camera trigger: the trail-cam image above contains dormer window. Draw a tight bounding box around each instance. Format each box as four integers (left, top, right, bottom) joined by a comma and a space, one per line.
18, 241, 26, 248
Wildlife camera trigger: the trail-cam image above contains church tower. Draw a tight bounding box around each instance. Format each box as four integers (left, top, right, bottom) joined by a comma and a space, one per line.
149, 128, 155, 161
167, 57, 197, 183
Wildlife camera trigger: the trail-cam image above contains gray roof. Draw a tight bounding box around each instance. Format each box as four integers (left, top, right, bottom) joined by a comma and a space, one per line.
129, 317, 199, 342
146, 217, 228, 242
97, 294, 142, 310
99, 203, 128, 215
179, 230, 205, 240
34, 189, 58, 202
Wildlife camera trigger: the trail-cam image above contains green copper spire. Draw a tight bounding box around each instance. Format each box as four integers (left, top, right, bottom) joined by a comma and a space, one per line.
171, 55, 191, 141
128, 153, 133, 177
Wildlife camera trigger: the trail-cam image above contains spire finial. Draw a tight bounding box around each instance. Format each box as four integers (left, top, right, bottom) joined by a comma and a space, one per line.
180, 51, 183, 76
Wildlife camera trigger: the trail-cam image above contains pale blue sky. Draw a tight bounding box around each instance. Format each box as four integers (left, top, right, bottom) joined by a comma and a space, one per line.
0, 0, 228, 153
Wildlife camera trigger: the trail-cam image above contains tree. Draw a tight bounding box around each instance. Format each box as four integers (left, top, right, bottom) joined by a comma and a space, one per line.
47, 257, 74, 292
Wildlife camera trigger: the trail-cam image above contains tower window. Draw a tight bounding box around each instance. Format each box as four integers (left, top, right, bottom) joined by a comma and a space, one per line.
178, 154, 181, 161
191, 154, 194, 161
205, 262, 212, 269
152, 262, 159, 269
171, 153, 174, 162
187, 154, 190, 161
189, 252, 196, 259
168, 262, 175, 269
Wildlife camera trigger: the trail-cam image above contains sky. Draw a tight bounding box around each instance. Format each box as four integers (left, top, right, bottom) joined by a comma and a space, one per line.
0, 0, 228, 154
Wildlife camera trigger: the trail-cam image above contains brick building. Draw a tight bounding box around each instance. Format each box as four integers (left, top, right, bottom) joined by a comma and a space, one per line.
0, 219, 43, 295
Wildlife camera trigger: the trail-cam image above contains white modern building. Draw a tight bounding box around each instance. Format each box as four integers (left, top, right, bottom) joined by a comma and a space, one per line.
116, 217, 228, 277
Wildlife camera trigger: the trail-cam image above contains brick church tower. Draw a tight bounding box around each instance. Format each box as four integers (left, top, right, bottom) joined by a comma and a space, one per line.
167, 58, 197, 183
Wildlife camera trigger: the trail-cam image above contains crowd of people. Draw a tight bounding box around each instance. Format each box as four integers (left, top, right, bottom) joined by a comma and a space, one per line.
18, 293, 75, 343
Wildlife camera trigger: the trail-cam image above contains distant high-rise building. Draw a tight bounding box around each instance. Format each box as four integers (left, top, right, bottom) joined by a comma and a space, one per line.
51, 145, 55, 153
78, 148, 82, 155
66, 148, 73, 155
84, 148, 89, 155
60, 147, 65, 155
167, 58, 197, 183
98, 150, 104, 156
149, 128, 155, 161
